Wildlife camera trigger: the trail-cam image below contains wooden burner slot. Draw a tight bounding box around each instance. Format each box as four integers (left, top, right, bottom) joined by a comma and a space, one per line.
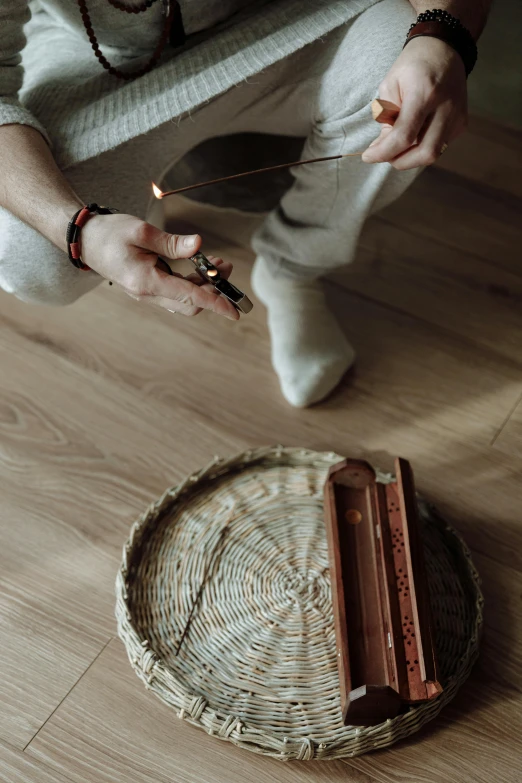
324, 458, 442, 726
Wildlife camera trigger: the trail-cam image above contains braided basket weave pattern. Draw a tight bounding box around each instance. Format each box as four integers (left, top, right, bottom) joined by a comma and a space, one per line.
116, 446, 483, 760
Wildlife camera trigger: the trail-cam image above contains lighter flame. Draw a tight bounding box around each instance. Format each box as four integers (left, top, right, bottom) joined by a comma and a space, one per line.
152, 182, 163, 199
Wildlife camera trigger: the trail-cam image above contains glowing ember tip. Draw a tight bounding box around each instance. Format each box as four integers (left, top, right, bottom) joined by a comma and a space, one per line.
152, 182, 163, 199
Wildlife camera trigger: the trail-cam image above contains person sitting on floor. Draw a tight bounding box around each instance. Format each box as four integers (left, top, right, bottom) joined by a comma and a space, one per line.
0, 0, 487, 405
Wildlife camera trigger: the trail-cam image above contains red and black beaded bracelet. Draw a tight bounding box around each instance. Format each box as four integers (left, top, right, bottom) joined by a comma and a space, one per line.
66, 203, 118, 270
404, 9, 478, 77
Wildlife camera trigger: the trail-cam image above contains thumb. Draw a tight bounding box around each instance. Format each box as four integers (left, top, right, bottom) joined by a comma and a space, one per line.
362, 124, 393, 161
139, 225, 202, 260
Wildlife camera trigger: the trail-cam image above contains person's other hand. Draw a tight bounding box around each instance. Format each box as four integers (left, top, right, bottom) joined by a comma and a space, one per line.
362, 36, 467, 170
80, 213, 239, 320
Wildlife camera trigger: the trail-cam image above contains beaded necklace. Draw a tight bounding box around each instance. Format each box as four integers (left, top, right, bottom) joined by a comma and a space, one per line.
76, 0, 185, 80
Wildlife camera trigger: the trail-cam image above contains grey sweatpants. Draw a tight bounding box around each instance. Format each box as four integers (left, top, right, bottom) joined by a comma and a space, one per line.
0, 0, 417, 305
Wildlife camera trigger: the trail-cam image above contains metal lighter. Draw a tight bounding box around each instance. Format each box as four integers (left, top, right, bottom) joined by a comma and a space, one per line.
189, 251, 253, 314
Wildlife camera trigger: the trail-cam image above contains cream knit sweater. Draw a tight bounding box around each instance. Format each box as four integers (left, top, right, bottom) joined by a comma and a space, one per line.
0, 0, 381, 169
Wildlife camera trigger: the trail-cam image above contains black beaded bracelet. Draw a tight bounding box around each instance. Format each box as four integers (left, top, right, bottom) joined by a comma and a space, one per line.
404, 9, 478, 77
66, 202, 119, 270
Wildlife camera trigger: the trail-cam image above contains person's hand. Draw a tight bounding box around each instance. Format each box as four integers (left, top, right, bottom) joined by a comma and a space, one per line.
362, 36, 468, 170
79, 212, 239, 319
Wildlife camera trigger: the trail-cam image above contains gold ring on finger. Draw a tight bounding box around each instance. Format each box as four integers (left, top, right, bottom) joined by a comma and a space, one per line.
439, 142, 449, 156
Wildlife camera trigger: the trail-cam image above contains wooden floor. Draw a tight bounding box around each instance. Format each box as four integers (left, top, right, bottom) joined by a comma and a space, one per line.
1, 116, 522, 783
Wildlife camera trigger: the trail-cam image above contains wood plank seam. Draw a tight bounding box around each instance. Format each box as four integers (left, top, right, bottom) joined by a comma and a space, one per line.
0, 740, 78, 783
0, 741, 78, 783
490, 390, 522, 446
323, 279, 522, 376
22, 637, 114, 752
366, 210, 520, 274
367, 213, 522, 279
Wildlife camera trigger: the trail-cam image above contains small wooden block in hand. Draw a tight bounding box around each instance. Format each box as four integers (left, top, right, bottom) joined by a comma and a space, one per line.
371, 98, 400, 125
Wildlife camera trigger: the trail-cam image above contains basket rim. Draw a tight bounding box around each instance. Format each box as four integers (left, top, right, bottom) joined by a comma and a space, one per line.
115, 445, 484, 761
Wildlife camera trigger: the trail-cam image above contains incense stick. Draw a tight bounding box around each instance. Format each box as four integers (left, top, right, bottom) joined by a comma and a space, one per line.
175, 509, 235, 656
153, 99, 402, 200
154, 151, 365, 199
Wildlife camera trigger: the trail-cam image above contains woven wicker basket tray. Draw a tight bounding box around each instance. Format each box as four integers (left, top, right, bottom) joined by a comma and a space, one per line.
116, 446, 483, 761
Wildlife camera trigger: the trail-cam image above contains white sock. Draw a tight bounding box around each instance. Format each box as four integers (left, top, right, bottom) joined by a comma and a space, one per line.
252, 256, 355, 407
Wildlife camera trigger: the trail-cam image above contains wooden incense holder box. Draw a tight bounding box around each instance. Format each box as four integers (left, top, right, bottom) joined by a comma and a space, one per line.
323, 458, 442, 726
